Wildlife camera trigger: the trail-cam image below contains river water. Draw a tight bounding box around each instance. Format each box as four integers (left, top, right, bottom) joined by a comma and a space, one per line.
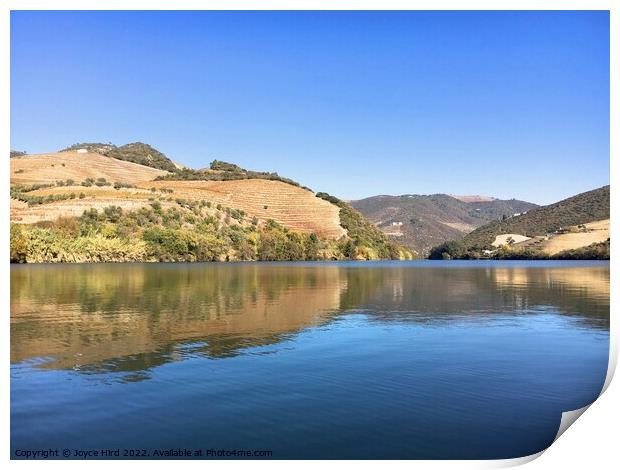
10, 261, 609, 459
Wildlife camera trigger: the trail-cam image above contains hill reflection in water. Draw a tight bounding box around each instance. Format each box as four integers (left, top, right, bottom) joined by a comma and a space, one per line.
11, 261, 609, 381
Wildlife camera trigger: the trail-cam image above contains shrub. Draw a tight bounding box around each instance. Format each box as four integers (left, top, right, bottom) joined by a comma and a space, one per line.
113, 181, 136, 190
10, 225, 28, 263
143, 227, 189, 258
103, 206, 123, 223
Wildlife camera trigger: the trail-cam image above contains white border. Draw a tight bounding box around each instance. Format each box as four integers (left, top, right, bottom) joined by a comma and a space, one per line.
2, 2, 616, 468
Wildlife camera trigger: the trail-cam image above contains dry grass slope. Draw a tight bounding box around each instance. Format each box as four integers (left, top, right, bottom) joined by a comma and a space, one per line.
541, 219, 610, 255
142, 180, 346, 239
10, 152, 346, 240
10, 151, 168, 185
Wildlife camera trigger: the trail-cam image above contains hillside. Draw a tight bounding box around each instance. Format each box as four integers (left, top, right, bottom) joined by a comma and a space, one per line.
10, 148, 411, 263
141, 180, 344, 239
11, 150, 168, 185
540, 219, 609, 255
351, 194, 537, 255
155, 159, 308, 188
429, 185, 610, 259
60, 141, 178, 172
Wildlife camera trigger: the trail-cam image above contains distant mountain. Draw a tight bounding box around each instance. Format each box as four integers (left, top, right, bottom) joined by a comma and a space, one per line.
351, 194, 538, 255
430, 185, 610, 259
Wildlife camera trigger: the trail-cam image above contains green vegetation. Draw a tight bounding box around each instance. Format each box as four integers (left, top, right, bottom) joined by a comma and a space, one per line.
155, 160, 307, 188
10, 150, 27, 158
60, 142, 116, 154
10, 183, 78, 206
429, 186, 610, 259
106, 142, 177, 172
316, 192, 413, 260
11, 183, 55, 193
428, 241, 470, 260
429, 239, 610, 260
10, 196, 411, 262
113, 182, 137, 190
210, 160, 244, 172
12, 192, 77, 206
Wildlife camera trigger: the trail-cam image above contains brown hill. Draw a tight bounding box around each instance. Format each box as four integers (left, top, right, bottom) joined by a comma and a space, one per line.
10, 152, 345, 239
11, 151, 167, 185
142, 180, 345, 239
10, 150, 409, 263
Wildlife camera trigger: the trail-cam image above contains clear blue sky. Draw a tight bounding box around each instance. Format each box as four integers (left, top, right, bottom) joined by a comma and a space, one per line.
11, 11, 609, 204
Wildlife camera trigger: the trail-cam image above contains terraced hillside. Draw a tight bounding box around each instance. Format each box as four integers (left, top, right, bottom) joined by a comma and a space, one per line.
10, 148, 409, 262
351, 194, 537, 255
11, 151, 168, 185
143, 180, 346, 239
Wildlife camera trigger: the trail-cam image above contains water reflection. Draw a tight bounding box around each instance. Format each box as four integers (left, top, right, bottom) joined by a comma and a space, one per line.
11, 262, 609, 379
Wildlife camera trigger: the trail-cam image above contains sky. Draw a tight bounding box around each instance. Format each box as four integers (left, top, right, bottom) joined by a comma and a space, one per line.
10, 11, 609, 204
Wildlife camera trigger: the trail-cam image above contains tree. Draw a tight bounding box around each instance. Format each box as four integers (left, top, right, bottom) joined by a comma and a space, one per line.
305, 233, 320, 260
340, 239, 357, 260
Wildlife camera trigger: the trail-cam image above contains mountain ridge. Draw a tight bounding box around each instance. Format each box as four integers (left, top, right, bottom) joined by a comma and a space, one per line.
351, 193, 538, 255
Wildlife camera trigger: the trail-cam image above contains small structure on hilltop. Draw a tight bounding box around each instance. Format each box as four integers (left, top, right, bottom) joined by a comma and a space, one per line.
76, 149, 88, 154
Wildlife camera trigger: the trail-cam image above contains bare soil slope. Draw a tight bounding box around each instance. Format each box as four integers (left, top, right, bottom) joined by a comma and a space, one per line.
10, 151, 168, 185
